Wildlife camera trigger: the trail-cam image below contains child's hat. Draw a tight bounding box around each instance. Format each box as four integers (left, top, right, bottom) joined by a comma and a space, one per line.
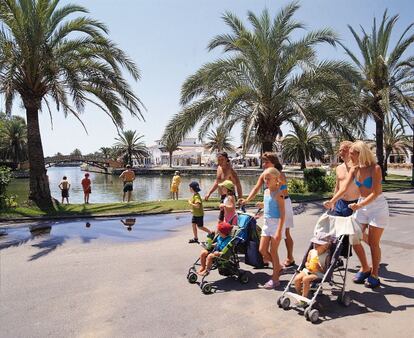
218, 180, 234, 191
189, 181, 201, 192
217, 221, 233, 236
310, 232, 331, 245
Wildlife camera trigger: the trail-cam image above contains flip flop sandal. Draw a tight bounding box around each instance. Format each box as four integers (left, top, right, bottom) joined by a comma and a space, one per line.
353, 270, 371, 284
283, 260, 296, 268
365, 275, 380, 288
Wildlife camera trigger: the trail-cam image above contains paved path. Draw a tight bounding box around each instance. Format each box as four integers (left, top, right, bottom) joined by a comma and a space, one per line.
0, 190, 413, 337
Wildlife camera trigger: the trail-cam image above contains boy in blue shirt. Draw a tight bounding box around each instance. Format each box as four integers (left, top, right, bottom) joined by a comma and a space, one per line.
197, 221, 233, 276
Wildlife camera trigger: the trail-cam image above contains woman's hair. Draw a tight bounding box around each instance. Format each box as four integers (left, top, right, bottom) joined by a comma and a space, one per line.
262, 152, 283, 171
263, 167, 281, 179
339, 140, 353, 149
351, 140, 376, 166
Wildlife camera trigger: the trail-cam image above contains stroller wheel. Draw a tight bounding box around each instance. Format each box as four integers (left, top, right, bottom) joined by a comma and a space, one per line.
277, 296, 283, 307
202, 282, 213, 294
281, 297, 290, 310
309, 309, 319, 323
187, 272, 198, 284
239, 272, 249, 284
304, 307, 310, 320
337, 294, 351, 307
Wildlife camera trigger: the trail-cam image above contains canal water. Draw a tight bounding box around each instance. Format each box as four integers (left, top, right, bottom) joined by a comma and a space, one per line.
8, 167, 260, 204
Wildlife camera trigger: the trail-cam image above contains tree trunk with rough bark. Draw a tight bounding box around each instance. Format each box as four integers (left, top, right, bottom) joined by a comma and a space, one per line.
25, 104, 53, 210
169, 151, 173, 167
374, 106, 386, 181
262, 141, 273, 153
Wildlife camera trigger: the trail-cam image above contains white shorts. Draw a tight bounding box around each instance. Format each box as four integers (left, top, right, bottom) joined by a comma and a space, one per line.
284, 197, 294, 229
261, 218, 286, 238
354, 194, 389, 229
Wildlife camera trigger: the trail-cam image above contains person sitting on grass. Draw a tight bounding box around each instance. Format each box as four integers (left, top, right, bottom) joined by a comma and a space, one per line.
198, 221, 233, 276
188, 181, 213, 243
294, 232, 331, 306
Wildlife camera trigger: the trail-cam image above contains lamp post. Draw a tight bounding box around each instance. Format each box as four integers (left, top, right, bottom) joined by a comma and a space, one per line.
410, 116, 414, 187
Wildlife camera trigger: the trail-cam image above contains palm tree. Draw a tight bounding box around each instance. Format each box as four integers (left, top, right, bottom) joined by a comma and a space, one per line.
114, 130, 149, 166
163, 3, 359, 153
100, 147, 112, 159
0, 116, 28, 163
340, 10, 414, 179
160, 135, 181, 168
372, 116, 411, 175
282, 122, 325, 169
0, 0, 144, 209
204, 125, 234, 153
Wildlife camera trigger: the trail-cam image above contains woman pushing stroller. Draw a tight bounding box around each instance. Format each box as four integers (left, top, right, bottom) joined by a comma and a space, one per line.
324, 140, 389, 288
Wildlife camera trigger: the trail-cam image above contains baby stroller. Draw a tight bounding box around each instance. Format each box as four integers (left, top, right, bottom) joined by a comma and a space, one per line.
277, 212, 362, 323
186, 210, 261, 294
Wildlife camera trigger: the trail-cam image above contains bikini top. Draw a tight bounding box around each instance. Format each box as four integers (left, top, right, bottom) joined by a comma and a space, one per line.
354, 176, 373, 189
279, 184, 287, 191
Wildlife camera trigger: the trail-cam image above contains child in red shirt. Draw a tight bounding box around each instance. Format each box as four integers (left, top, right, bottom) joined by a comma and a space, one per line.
81, 173, 91, 204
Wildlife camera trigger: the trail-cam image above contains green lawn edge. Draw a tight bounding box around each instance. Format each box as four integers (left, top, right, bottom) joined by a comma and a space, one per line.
1, 180, 412, 221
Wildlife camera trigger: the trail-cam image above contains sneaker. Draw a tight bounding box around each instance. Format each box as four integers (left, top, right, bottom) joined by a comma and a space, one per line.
263, 279, 280, 289
188, 238, 199, 244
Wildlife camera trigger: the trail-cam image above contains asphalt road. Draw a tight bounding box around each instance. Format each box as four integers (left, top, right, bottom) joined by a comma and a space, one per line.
0, 190, 413, 338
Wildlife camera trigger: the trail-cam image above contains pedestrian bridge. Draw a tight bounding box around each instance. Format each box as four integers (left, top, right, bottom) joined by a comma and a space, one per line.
44, 155, 123, 171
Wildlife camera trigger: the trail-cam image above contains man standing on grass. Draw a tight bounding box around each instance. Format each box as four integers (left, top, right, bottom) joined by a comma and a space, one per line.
120, 164, 136, 202
204, 152, 242, 221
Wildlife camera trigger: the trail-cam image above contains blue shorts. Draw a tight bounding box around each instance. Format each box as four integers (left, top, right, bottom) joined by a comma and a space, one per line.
333, 199, 358, 217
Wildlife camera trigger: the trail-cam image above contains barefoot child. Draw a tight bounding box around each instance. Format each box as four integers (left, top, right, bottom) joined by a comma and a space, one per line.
218, 180, 238, 225
294, 232, 331, 304
188, 181, 212, 243
81, 173, 91, 204
257, 167, 285, 289
58, 176, 71, 204
198, 221, 233, 275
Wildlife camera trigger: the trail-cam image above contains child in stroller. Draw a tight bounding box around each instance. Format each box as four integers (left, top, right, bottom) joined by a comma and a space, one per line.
198, 221, 233, 276
186, 211, 259, 294
294, 232, 331, 306
277, 212, 360, 323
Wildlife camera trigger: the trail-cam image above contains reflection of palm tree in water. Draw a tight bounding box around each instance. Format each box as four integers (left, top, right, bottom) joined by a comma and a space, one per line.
121, 218, 136, 231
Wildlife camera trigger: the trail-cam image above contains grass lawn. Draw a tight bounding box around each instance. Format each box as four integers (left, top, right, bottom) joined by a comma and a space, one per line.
1, 178, 412, 220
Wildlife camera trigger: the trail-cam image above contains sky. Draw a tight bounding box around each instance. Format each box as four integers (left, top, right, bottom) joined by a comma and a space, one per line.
4, 0, 414, 156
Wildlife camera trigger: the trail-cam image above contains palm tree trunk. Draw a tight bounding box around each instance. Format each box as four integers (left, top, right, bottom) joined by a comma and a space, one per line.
262, 141, 273, 152
384, 149, 390, 176
169, 151, 172, 167
300, 156, 306, 170
374, 108, 386, 180
25, 105, 53, 210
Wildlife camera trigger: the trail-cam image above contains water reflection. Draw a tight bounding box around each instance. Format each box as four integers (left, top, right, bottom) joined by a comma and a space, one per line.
121, 218, 136, 231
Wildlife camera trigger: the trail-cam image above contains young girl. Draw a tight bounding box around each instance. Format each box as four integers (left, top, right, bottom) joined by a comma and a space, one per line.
188, 181, 212, 243
218, 180, 238, 226
294, 232, 331, 305
257, 167, 286, 289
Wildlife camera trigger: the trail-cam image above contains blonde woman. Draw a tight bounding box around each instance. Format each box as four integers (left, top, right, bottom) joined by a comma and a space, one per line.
324, 140, 389, 288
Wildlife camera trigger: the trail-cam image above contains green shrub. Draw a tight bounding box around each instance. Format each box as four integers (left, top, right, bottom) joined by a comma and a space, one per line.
288, 178, 307, 193
324, 172, 336, 192
304, 168, 327, 192
0, 166, 14, 210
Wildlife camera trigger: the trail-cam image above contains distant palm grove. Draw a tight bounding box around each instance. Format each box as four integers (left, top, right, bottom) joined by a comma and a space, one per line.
1, 0, 414, 208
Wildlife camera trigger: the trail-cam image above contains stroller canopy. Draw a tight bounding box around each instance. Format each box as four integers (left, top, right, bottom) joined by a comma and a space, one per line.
314, 212, 363, 244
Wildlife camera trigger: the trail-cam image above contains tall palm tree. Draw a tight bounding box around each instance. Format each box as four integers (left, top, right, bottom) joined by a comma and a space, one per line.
114, 130, 149, 166
282, 121, 325, 169
0, 0, 144, 209
163, 3, 359, 153
160, 134, 181, 168
204, 125, 234, 153
372, 116, 411, 175
0, 116, 28, 163
341, 10, 414, 179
